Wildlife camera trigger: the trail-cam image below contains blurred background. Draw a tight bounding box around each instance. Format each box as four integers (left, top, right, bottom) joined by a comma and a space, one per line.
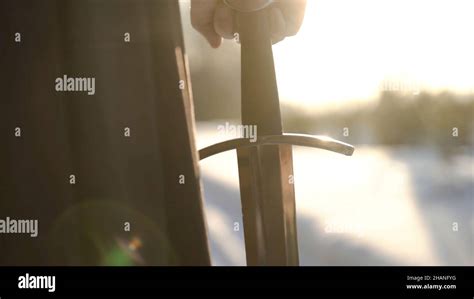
180, 0, 474, 266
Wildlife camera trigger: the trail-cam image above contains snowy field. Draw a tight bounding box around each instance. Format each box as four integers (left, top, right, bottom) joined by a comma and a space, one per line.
196, 122, 474, 266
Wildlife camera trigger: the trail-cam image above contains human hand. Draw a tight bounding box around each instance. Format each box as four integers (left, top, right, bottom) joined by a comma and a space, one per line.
191, 0, 307, 48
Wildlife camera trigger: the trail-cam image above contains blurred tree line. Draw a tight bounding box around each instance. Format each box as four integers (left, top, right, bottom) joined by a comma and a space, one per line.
283, 92, 474, 146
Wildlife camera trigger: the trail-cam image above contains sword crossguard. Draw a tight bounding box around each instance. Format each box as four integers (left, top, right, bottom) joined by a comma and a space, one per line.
199, 134, 354, 160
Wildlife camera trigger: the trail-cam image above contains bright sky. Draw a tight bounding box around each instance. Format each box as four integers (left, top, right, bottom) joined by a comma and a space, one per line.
273, 0, 474, 110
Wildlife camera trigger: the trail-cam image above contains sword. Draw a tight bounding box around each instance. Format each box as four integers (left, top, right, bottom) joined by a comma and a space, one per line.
199, 0, 354, 265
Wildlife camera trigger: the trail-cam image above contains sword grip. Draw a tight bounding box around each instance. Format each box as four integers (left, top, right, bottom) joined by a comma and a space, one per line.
235, 8, 283, 136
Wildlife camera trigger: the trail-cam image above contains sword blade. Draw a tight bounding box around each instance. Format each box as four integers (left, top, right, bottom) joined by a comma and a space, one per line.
236, 9, 299, 266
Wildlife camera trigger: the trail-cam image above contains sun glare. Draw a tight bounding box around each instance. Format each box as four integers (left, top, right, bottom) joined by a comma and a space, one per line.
273, 0, 474, 109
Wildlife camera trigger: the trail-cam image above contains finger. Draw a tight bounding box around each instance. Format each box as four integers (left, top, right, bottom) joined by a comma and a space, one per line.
269, 7, 286, 44
191, 0, 222, 48
277, 0, 307, 36
272, 33, 286, 45
214, 1, 235, 40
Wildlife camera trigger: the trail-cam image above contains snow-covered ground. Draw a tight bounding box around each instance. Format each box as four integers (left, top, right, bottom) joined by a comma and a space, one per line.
196, 122, 474, 266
